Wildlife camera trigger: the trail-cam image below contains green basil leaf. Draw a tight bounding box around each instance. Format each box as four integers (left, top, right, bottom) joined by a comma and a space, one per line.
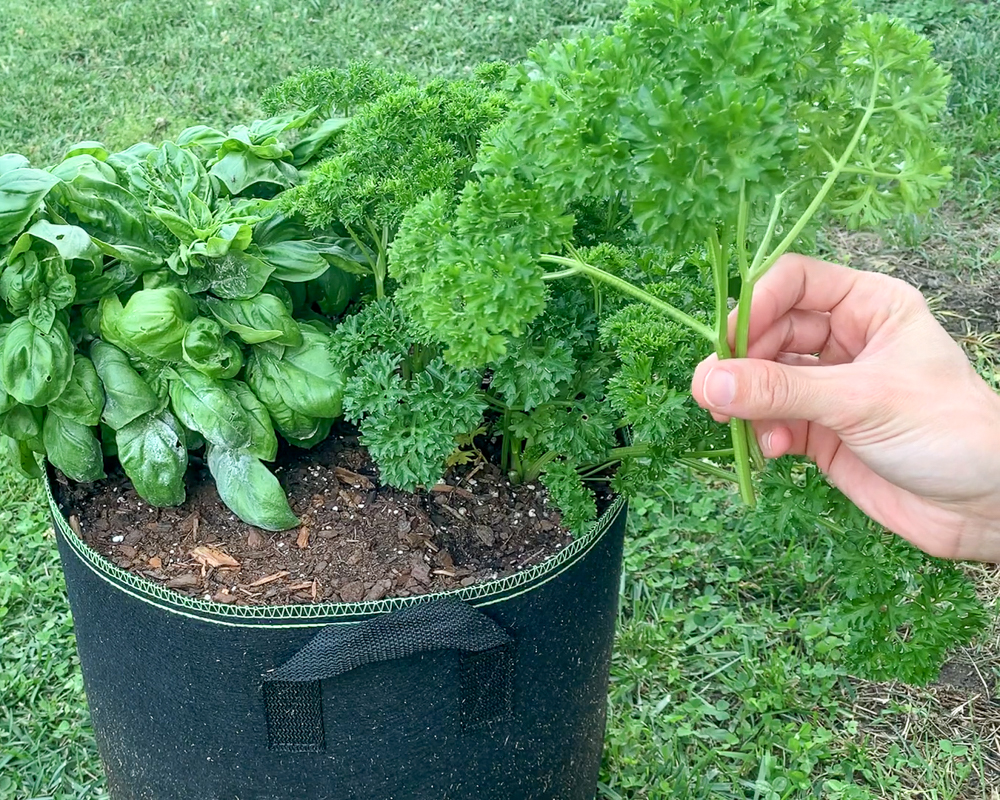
48, 154, 118, 184
1, 317, 74, 407
74, 260, 139, 304
116, 409, 187, 506
175, 125, 227, 155
204, 221, 253, 258
0, 403, 44, 443
28, 297, 56, 334
231, 381, 278, 461
150, 206, 198, 244
167, 366, 251, 449
243, 348, 322, 442
101, 287, 197, 362
289, 117, 350, 167
0, 154, 31, 178
5, 434, 42, 479
256, 241, 333, 283
1, 246, 78, 317
50, 166, 163, 255
309, 265, 358, 317
210, 151, 298, 196
181, 318, 244, 379
90, 340, 161, 430
105, 142, 158, 178
48, 355, 105, 426
43, 413, 105, 483
207, 446, 298, 531
205, 293, 301, 346
275, 321, 346, 418
63, 141, 110, 162
205, 249, 274, 300
13, 220, 102, 262
0, 168, 60, 245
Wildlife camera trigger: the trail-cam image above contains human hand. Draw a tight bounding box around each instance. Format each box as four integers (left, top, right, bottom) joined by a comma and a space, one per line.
690, 253, 1000, 562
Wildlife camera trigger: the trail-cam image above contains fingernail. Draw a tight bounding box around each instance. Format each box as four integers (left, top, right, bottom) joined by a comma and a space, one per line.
703, 368, 736, 408
761, 431, 773, 456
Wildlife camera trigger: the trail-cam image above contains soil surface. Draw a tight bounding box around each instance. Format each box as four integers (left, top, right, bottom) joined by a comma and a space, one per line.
52, 428, 582, 607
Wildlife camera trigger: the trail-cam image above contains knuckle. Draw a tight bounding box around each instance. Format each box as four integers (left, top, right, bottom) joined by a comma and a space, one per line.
757, 363, 795, 413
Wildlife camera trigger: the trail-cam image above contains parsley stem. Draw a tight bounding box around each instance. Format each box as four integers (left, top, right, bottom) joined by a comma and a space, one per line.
749, 66, 883, 285
736, 183, 750, 282
706, 230, 731, 360
539, 254, 716, 344
678, 457, 739, 485
684, 448, 735, 459
749, 192, 784, 276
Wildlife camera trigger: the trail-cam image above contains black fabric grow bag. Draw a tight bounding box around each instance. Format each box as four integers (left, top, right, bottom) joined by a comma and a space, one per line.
48, 474, 627, 800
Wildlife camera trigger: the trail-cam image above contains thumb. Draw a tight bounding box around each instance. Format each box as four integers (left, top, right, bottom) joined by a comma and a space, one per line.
692, 357, 858, 427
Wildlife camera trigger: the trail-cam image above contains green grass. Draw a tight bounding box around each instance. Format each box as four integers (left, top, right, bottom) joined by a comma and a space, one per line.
2, 0, 1000, 798
0, 0, 624, 166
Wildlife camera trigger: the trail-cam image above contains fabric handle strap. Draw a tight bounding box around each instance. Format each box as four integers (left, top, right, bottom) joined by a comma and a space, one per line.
262, 598, 515, 751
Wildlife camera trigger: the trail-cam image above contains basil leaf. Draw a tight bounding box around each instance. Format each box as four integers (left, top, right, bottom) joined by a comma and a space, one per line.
309, 265, 358, 317
100, 287, 197, 361
5, 435, 42, 479
0, 168, 60, 245
167, 366, 251, 449
210, 151, 298, 196
0, 317, 74, 407
275, 321, 346, 418
28, 297, 56, 334
90, 340, 161, 430
255, 241, 332, 283
0, 403, 44, 445
63, 141, 110, 162
231, 381, 278, 461
51, 164, 163, 255
116, 409, 187, 506
205, 293, 301, 346
12, 220, 102, 262
243, 351, 323, 442
48, 355, 105, 426
181, 318, 244, 380
0, 154, 31, 178
204, 249, 274, 300
289, 116, 350, 167
207, 446, 298, 531
43, 413, 105, 483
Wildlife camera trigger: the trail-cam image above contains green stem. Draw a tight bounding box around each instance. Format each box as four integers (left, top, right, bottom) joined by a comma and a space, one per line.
523, 450, 557, 483
706, 230, 732, 360
684, 448, 735, 459
736, 182, 750, 282
729, 418, 756, 504
678, 457, 739, 485
749, 67, 882, 285
345, 224, 378, 274
539, 254, 716, 344
749, 192, 785, 276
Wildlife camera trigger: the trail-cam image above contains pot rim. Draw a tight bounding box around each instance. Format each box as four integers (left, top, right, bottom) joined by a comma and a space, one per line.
47, 470, 626, 628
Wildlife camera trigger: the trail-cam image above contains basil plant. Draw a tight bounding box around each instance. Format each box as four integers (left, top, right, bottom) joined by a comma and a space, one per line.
0, 110, 362, 530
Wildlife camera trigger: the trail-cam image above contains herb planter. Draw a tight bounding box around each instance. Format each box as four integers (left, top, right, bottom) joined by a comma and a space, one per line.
48, 470, 627, 800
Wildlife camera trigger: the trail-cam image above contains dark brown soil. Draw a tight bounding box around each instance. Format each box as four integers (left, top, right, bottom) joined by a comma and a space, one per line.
52, 428, 581, 607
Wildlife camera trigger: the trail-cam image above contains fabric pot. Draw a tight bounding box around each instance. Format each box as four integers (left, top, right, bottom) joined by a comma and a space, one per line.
47, 473, 627, 800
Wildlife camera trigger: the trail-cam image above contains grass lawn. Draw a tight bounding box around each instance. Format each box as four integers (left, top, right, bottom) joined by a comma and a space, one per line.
2, 0, 1000, 798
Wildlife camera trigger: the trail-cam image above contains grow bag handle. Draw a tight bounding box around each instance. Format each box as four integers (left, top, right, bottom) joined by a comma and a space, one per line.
261, 598, 515, 751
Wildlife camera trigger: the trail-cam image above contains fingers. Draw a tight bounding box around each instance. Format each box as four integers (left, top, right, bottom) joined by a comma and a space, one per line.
728, 253, 925, 359
742, 309, 853, 365
691, 356, 875, 431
